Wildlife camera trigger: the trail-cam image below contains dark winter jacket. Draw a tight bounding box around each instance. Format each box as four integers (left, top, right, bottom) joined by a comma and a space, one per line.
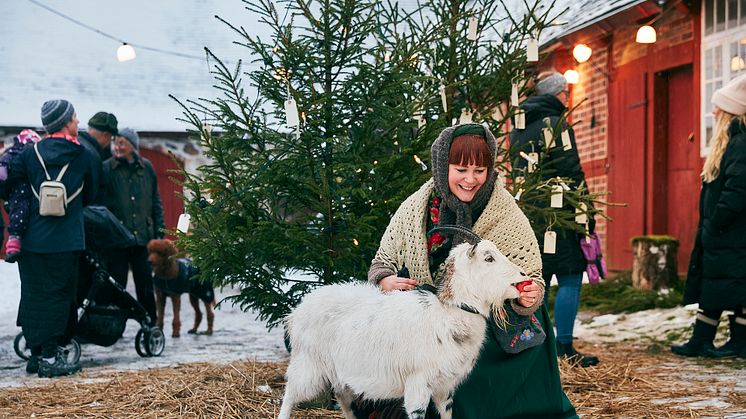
8, 137, 95, 253
102, 154, 164, 246
685, 118, 746, 309
78, 131, 107, 203
509, 94, 588, 276
0, 138, 27, 200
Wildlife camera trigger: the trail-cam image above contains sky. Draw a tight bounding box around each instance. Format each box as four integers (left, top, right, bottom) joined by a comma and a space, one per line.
0, 0, 578, 132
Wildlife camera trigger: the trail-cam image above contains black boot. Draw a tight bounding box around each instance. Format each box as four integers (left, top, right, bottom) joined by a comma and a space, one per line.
705, 314, 746, 358
556, 341, 599, 367
37, 348, 82, 378
25, 356, 40, 374
671, 314, 718, 357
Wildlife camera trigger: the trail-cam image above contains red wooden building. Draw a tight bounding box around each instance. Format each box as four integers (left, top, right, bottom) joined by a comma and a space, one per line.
539, 0, 746, 272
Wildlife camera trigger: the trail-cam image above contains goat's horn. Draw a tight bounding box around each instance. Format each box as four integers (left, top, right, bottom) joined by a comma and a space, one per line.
427, 225, 481, 245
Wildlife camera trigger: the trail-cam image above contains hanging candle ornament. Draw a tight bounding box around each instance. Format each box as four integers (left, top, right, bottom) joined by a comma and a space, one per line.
514, 109, 526, 129
543, 230, 557, 254
514, 187, 524, 201
519, 151, 538, 173
460, 108, 473, 124
526, 35, 539, 62
439, 85, 448, 113
550, 184, 564, 208
467, 16, 478, 41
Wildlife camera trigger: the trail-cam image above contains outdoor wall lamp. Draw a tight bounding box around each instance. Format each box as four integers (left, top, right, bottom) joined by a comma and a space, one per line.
635, 25, 657, 43
572, 44, 592, 63
117, 43, 137, 62
563, 69, 580, 84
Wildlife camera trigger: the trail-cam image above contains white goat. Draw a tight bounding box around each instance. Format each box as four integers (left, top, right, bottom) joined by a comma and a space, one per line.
277, 238, 526, 419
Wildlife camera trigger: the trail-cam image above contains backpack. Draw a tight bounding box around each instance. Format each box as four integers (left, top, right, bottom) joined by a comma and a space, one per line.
30, 142, 84, 216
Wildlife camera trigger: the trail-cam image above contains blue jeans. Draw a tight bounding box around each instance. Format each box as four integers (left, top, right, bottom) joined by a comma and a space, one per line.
545, 273, 583, 345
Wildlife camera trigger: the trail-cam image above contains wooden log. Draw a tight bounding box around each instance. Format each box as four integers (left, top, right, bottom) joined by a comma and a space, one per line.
630, 236, 679, 290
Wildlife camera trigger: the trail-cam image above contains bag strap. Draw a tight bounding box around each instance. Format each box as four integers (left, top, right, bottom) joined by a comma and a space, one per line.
33, 143, 52, 181
67, 182, 84, 204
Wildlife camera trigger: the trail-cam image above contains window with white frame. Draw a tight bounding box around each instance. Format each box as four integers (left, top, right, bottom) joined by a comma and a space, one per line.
702, 0, 746, 155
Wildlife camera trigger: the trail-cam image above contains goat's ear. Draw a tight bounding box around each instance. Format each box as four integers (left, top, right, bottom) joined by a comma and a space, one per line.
467, 243, 477, 259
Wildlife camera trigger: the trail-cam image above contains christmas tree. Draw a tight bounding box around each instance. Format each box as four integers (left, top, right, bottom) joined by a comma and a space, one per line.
174, 0, 606, 329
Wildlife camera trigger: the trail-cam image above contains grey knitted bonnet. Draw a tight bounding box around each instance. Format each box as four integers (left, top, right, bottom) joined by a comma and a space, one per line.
430, 123, 498, 243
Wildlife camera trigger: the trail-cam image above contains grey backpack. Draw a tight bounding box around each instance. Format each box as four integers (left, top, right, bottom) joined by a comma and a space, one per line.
30, 143, 84, 216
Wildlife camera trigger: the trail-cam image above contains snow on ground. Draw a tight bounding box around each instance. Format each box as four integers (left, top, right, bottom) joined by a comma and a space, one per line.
0, 262, 288, 388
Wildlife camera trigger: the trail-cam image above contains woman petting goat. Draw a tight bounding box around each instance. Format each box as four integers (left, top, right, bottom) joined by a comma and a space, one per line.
361, 123, 577, 418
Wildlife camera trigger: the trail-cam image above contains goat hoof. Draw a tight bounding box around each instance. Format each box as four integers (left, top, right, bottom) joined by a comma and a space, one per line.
172, 332, 180, 338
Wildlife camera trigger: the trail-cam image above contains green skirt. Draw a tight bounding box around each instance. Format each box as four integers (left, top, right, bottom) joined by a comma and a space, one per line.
452, 304, 577, 419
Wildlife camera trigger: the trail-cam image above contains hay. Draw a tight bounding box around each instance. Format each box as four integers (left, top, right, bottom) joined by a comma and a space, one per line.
0, 343, 742, 418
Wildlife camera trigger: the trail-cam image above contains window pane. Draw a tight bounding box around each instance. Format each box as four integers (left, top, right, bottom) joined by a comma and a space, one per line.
717, 0, 726, 32
742, 0, 746, 22
729, 0, 738, 27
706, 83, 714, 113
705, 116, 714, 148
706, 0, 715, 34
715, 45, 723, 77
706, 48, 714, 78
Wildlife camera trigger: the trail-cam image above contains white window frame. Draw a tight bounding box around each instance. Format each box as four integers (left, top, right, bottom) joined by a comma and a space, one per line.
701, 0, 746, 156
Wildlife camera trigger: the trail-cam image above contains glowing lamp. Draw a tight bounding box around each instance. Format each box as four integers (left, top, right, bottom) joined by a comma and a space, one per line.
117, 43, 136, 62
636, 26, 657, 44
563, 69, 579, 85
572, 44, 592, 63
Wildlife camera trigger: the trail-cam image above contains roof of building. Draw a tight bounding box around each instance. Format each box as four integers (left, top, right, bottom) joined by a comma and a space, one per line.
540, 0, 647, 45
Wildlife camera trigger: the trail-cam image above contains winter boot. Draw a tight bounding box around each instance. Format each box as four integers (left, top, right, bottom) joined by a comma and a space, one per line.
37, 349, 82, 378
556, 341, 599, 367
706, 314, 746, 358
671, 312, 718, 357
25, 356, 40, 374
4, 236, 21, 263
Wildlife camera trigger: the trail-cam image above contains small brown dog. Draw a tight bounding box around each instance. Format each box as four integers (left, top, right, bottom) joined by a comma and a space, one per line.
147, 239, 215, 337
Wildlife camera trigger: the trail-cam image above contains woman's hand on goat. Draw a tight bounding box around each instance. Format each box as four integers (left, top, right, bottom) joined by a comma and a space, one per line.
517, 281, 541, 307
379, 275, 418, 292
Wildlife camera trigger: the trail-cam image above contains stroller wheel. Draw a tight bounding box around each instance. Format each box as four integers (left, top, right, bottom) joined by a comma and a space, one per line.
14, 333, 81, 364
135, 327, 166, 357
62, 339, 82, 365
13, 333, 30, 361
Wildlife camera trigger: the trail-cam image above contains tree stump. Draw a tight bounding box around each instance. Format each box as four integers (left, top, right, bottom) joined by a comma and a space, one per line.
631, 236, 679, 290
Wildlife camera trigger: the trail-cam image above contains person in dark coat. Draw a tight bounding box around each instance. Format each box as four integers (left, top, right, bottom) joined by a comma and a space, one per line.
78, 111, 117, 203
103, 128, 164, 326
0, 129, 43, 262
509, 71, 598, 367
672, 74, 746, 358
9, 99, 95, 377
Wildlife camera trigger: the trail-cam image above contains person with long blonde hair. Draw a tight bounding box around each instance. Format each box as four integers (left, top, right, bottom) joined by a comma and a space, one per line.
672, 74, 746, 358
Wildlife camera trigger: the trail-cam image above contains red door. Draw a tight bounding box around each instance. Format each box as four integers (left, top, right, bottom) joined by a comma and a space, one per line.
139, 148, 185, 239
664, 66, 700, 273
608, 71, 647, 271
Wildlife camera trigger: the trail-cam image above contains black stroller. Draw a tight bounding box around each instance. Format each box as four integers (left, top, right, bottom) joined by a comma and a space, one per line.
14, 206, 165, 364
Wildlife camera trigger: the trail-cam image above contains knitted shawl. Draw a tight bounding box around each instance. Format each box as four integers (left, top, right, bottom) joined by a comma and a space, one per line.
368, 177, 544, 316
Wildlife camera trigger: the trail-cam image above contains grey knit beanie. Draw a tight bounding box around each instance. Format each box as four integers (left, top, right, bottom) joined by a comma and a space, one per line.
712, 73, 746, 115
118, 127, 140, 150
535, 72, 568, 96
40, 99, 75, 134
430, 123, 497, 243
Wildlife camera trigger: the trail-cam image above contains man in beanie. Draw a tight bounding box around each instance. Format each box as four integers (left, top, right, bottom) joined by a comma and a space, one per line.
672, 73, 746, 359
509, 71, 599, 368
8, 99, 94, 377
78, 111, 117, 202
103, 127, 163, 325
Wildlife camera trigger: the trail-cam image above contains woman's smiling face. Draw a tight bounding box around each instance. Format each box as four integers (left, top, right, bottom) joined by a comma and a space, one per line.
448, 163, 488, 202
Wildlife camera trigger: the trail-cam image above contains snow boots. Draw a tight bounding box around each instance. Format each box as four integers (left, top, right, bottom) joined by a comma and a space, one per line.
705, 312, 746, 358
4, 235, 21, 263
556, 341, 599, 367
37, 348, 82, 378
671, 311, 718, 357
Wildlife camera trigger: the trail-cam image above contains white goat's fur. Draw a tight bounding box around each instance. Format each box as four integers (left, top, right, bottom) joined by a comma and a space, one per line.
277, 240, 525, 419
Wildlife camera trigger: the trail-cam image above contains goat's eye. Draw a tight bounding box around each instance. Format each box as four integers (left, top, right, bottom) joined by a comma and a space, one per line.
485, 255, 494, 263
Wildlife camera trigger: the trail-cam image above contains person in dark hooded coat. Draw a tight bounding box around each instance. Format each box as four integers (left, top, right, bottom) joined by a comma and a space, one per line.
509, 71, 599, 367
672, 74, 746, 359
9, 99, 95, 377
